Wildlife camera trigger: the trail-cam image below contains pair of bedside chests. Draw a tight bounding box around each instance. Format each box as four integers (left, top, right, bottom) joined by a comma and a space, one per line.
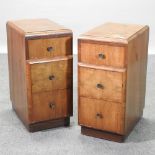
7, 19, 149, 142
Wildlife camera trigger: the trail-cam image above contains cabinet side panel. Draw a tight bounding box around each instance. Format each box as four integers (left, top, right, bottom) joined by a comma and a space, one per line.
125, 27, 149, 134
7, 23, 13, 102
7, 23, 28, 125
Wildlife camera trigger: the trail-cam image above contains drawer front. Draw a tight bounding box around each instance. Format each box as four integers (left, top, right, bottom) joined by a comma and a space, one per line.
31, 89, 72, 123
78, 66, 126, 102
79, 42, 125, 68
30, 59, 72, 93
27, 36, 72, 59
78, 97, 125, 134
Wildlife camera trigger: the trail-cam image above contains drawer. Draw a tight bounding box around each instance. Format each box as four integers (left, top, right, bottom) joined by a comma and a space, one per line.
79, 41, 125, 68
78, 65, 126, 102
31, 89, 72, 123
27, 36, 72, 59
78, 97, 125, 134
27, 58, 72, 93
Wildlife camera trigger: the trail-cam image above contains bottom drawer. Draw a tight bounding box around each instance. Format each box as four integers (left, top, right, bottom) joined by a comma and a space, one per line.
78, 97, 125, 134
31, 89, 72, 123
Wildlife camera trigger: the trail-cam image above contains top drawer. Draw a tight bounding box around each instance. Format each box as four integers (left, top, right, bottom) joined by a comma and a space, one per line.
78, 41, 126, 68
27, 36, 72, 59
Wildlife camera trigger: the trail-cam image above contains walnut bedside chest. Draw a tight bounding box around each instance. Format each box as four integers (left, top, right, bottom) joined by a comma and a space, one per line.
78, 23, 149, 142
7, 19, 73, 132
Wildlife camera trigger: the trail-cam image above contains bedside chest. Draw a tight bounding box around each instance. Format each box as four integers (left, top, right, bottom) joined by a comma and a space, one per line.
78, 23, 149, 142
7, 19, 73, 132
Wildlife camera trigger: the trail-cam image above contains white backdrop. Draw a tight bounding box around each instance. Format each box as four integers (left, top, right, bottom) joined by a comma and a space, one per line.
0, 0, 155, 54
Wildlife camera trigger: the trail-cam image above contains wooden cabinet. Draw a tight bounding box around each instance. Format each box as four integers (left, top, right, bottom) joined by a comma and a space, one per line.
7, 19, 73, 132
78, 22, 149, 142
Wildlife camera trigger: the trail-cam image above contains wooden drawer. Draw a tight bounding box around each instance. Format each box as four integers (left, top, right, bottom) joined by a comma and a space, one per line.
31, 89, 72, 123
78, 65, 126, 102
79, 41, 125, 68
27, 36, 72, 59
27, 58, 72, 93
78, 97, 125, 134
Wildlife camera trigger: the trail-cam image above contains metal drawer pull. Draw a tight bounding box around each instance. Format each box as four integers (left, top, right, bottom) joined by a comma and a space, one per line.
47, 46, 53, 52
96, 83, 104, 89
96, 113, 103, 119
49, 75, 55, 80
98, 53, 105, 59
49, 102, 56, 109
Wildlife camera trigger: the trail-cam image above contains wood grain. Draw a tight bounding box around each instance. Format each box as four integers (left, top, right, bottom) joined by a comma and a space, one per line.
78, 97, 125, 134
9, 19, 72, 35
27, 36, 72, 59
7, 19, 73, 131
79, 22, 145, 44
31, 89, 72, 123
6, 22, 29, 124
28, 58, 72, 93
125, 26, 149, 134
78, 62, 126, 72
78, 65, 126, 103
78, 40, 126, 68
78, 22, 149, 141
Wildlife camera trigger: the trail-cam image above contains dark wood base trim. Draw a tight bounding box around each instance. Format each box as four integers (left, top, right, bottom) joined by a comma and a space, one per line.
81, 126, 125, 142
28, 117, 70, 132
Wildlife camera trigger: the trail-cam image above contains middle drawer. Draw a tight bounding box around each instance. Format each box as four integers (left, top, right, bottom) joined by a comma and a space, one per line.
78, 64, 126, 103
27, 58, 72, 93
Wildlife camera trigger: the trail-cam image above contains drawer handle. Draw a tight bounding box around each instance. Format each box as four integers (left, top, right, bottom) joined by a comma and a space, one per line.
49, 102, 56, 109
98, 53, 105, 59
49, 75, 55, 80
96, 83, 104, 89
47, 46, 53, 52
96, 113, 103, 119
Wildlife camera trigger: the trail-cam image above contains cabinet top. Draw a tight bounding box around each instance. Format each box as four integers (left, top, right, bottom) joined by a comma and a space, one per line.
7, 19, 72, 36
79, 22, 148, 44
